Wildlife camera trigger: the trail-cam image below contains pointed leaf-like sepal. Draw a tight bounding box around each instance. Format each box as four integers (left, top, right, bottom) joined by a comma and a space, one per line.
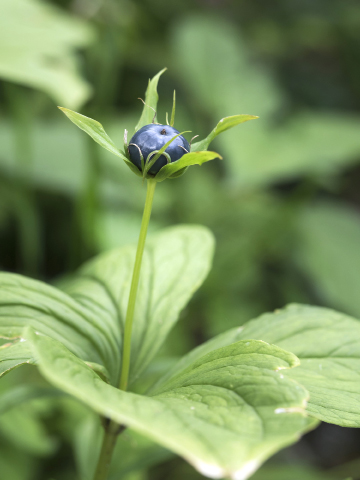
155, 151, 222, 182
58, 107, 128, 161
135, 68, 167, 132
191, 114, 258, 152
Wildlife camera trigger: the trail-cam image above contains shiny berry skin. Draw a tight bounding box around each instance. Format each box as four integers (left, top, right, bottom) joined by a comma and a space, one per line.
128, 124, 190, 175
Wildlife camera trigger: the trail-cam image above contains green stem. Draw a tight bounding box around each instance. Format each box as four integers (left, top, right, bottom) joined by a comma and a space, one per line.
93, 421, 122, 480
93, 178, 156, 480
119, 178, 157, 390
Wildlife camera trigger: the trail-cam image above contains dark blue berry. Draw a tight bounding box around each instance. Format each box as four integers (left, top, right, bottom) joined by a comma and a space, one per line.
128, 124, 190, 175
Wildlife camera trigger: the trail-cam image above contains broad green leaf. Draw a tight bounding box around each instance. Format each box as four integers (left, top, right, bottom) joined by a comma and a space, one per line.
59, 108, 128, 161
155, 151, 222, 182
296, 202, 360, 318
0, 341, 35, 377
150, 327, 246, 393
60, 225, 214, 384
0, 0, 93, 108
191, 115, 258, 152
218, 304, 360, 427
28, 331, 313, 480
135, 69, 167, 132
0, 273, 120, 382
0, 226, 213, 385
158, 303, 360, 427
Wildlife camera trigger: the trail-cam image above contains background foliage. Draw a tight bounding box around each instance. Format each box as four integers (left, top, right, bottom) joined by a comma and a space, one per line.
1, 0, 360, 479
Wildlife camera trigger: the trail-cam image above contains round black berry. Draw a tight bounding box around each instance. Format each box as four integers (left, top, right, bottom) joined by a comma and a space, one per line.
128, 124, 190, 175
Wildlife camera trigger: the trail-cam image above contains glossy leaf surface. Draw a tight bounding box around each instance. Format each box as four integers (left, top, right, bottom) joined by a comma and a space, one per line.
184, 304, 360, 427
158, 303, 360, 427
29, 331, 313, 480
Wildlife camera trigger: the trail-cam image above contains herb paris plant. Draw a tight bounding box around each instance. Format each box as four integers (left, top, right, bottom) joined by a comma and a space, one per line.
1, 69, 360, 480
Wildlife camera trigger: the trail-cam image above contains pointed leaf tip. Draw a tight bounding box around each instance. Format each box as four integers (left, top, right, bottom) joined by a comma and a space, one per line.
58, 107, 129, 163
135, 69, 167, 132
191, 114, 258, 152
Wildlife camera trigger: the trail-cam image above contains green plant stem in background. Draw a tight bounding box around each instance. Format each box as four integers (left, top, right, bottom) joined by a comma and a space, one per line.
93, 422, 123, 480
119, 178, 157, 390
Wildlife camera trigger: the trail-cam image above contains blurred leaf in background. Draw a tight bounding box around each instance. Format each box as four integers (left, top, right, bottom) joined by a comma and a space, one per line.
0, 0, 94, 108
296, 201, 360, 318
171, 16, 360, 188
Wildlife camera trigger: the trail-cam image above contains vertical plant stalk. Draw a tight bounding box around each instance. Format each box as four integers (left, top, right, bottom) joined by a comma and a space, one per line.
93, 422, 121, 480
93, 178, 156, 480
119, 177, 157, 390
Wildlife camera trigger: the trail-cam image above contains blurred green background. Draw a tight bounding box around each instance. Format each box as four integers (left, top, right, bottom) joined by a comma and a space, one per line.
1, 0, 360, 479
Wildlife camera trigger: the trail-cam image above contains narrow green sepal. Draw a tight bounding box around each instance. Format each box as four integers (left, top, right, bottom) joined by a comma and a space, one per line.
123, 158, 143, 177
135, 68, 167, 132
168, 167, 189, 179
59, 107, 141, 176
143, 151, 171, 179
191, 114, 258, 152
58, 107, 128, 161
170, 90, 176, 126
155, 151, 222, 182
